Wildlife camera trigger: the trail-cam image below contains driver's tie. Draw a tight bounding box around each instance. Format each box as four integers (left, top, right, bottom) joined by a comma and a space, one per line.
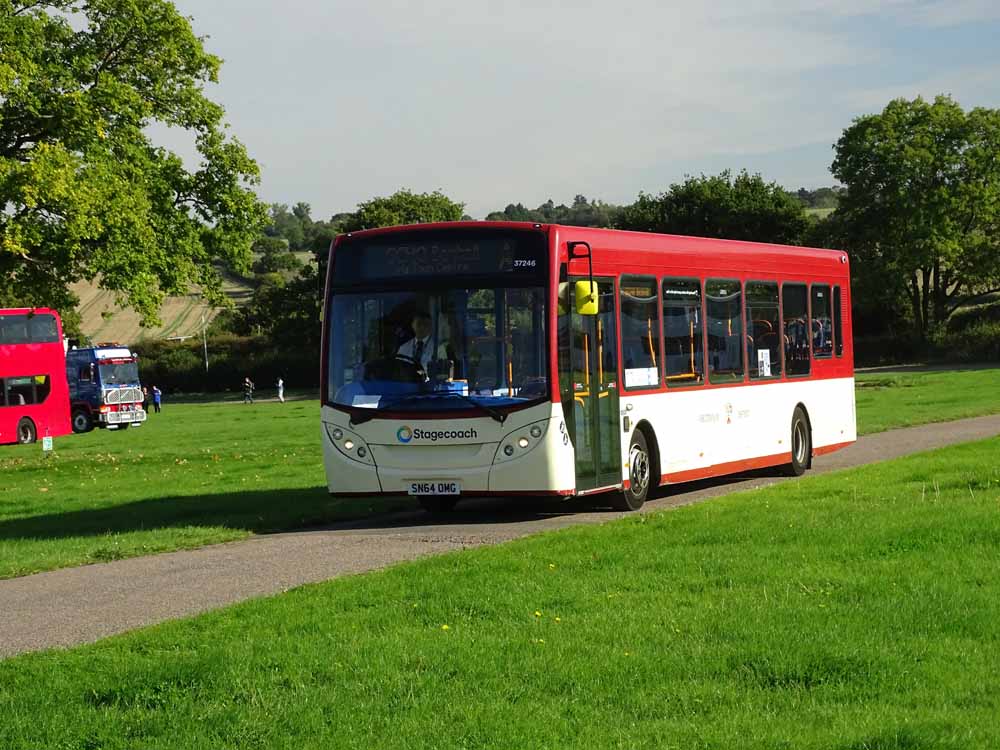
413, 339, 424, 365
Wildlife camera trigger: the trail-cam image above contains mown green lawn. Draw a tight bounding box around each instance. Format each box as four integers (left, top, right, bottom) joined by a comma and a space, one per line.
2, 437, 998, 748
1, 367, 998, 580
855, 368, 1000, 434
0, 401, 412, 579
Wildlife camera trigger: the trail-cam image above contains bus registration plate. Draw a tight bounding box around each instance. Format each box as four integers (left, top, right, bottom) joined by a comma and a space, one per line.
408, 481, 461, 496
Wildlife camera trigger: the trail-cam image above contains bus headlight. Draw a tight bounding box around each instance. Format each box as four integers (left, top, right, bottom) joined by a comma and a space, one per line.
324, 423, 374, 465
493, 420, 549, 464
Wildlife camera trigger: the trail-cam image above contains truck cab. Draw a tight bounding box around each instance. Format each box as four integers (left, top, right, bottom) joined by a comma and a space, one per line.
66, 346, 147, 433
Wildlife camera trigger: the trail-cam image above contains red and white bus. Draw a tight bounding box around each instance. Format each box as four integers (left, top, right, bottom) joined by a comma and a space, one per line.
321, 223, 855, 511
0, 308, 72, 445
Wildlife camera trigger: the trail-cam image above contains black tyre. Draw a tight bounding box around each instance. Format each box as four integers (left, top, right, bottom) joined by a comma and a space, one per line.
784, 407, 811, 477
16, 418, 37, 445
613, 429, 652, 511
71, 409, 93, 434
418, 496, 458, 513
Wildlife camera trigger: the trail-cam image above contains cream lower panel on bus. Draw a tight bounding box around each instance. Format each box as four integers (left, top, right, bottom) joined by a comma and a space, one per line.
618, 377, 857, 480
320, 402, 576, 494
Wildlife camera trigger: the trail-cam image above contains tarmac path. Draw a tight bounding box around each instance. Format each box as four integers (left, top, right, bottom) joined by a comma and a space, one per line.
2, 413, 999, 659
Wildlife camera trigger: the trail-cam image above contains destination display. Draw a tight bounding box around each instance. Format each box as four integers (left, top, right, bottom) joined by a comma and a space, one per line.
333, 231, 546, 283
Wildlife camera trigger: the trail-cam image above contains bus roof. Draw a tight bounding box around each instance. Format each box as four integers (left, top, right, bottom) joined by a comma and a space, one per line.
0, 307, 62, 317
334, 221, 846, 263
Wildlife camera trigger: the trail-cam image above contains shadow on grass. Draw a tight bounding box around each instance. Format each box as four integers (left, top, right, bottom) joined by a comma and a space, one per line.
0, 466, 786, 543
0, 487, 415, 542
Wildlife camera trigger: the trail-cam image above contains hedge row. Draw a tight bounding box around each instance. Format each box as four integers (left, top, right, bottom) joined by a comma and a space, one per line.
132, 335, 319, 394
855, 322, 1000, 367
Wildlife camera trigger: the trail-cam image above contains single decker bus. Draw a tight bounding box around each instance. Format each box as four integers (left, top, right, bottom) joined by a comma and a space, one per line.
0, 308, 72, 445
321, 223, 855, 512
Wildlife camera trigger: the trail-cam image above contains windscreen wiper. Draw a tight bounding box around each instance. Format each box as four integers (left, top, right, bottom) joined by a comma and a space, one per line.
436, 392, 507, 423
348, 391, 506, 426
349, 392, 420, 426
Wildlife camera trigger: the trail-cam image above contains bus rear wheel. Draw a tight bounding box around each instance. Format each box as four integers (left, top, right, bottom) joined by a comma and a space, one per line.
418, 496, 458, 513
784, 407, 811, 477
72, 409, 93, 434
613, 429, 651, 511
16, 418, 37, 445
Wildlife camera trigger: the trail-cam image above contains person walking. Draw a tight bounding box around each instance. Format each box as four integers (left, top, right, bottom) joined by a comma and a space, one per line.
142, 386, 149, 413
152, 386, 162, 414
243, 376, 254, 404
276, 376, 284, 403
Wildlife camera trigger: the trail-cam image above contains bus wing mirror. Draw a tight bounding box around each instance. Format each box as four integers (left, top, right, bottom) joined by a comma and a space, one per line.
575, 281, 599, 316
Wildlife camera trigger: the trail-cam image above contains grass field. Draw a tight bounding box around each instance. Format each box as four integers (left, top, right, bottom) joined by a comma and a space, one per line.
854, 368, 1000, 434
1, 367, 998, 580
2, 436, 998, 748
0, 401, 412, 579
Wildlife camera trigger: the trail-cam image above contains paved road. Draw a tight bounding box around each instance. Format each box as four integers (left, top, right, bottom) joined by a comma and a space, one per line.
3, 414, 999, 659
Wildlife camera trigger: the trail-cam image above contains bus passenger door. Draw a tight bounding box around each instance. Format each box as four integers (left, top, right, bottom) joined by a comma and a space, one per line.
564, 278, 621, 492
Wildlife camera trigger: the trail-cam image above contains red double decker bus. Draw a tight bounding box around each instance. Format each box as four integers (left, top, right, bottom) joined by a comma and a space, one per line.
0, 308, 72, 445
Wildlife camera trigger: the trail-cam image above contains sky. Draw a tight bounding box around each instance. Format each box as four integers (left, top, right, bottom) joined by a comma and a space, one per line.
165, 0, 1000, 219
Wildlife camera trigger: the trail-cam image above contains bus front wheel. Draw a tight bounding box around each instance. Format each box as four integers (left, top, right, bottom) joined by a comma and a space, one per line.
16, 418, 37, 445
784, 407, 811, 477
418, 496, 458, 513
614, 429, 651, 511
72, 409, 93, 434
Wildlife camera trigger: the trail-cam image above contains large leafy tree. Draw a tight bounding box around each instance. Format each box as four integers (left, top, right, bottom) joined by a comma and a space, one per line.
617, 170, 809, 245
0, 0, 266, 323
832, 95, 1000, 339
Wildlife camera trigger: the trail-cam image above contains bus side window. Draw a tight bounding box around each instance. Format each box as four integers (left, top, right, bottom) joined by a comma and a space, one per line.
833, 285, 843, 357
662, 278, 704, 387
706, 279, 743, 383
620, 276, 660, 389
811, 284, 833, 358
0, 378, 6, 407
746, 281, 781, 379
783, 283, 810, 376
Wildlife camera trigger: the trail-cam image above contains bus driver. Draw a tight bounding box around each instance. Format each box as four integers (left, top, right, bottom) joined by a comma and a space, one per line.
397, 311, 453, 379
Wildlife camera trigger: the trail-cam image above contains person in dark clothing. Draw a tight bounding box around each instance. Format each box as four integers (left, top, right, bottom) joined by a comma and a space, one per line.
152, 386, 162, 414
243, 376, 254, 404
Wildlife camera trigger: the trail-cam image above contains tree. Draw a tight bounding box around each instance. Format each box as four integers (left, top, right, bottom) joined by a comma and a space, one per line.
484, 196, 622, 227
617, 170, 809, 244
0, 0, 266, 324
832, 95, 1000, 339
341, 189, 464, 232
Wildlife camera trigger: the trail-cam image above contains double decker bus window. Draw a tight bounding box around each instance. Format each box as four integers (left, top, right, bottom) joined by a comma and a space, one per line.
0, 313, 58, 344
5, 375, 47, 406
0, 380, 6, 407
663, 278, 704, 387
746, 282, 782, 380
783, 283, 810, 376
833, 285, 844, 357
620, 276, 660, 389
811, 284, 833, 358
706, 280, 743, 383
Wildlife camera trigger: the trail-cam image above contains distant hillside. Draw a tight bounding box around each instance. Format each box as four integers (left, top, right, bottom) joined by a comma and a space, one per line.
71, 272, 254, 344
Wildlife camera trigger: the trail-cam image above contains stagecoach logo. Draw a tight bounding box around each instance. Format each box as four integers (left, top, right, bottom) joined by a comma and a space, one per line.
396, 425, 478, 443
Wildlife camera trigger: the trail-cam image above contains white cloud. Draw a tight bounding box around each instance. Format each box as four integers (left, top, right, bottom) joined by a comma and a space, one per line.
164, 0, 1000, 216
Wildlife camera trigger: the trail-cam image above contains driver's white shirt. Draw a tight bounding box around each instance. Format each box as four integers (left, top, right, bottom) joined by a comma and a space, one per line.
397, 336, 446, 369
